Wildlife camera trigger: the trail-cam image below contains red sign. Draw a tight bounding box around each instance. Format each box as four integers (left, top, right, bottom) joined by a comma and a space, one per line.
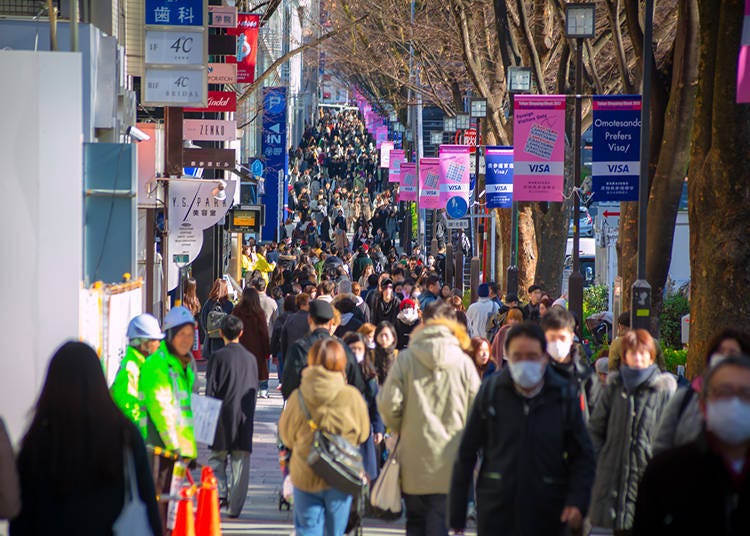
464, 128, 477, 146
603, 210, 621, 218
229, 13, 260, 84
184, 91, 237, 112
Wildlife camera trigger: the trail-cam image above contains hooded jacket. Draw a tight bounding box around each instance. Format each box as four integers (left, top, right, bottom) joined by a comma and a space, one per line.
278, 366, 370, 493
588, 367, 676, 530
377, 320, 480, 495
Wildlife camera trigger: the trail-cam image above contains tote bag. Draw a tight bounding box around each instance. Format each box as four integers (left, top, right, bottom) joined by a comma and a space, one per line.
369, 437, 402, 516
113, 448, 153, 536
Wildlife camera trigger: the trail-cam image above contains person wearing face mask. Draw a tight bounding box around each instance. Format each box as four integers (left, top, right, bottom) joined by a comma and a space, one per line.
449, 322, 595, 535
653, 328, 750, 456
633, 353, 750, 535
343, 332, 385, 481
542, 307, 596, 421
587, 329, 676, 535
395, 298, 421, 350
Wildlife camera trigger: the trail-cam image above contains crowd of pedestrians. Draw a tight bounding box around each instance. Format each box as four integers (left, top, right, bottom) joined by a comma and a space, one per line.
1, 106, 749, 536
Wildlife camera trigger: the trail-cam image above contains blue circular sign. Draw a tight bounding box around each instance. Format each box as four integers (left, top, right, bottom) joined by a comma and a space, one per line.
446, 196, 468, 219
251, 159, 264, 177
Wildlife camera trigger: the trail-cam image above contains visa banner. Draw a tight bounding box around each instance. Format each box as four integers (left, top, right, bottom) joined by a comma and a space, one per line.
389, 149, 404, 183
400, 162, 417, 202
513, 95, 566, 202
419, 158, 441, 209
485, 146, 514, 209
592, 95, 641, 201
439, 145, 471, 205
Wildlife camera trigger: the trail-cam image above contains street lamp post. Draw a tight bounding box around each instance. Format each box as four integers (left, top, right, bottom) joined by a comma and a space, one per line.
632, 0, 654, 332
565, 2, 595, 335
470, 98, 487, 260
507, 66, 532, 298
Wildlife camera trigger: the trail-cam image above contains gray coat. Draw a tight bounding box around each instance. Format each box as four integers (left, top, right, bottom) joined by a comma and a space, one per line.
588, 368, 676, 531
651, 386, 703, 456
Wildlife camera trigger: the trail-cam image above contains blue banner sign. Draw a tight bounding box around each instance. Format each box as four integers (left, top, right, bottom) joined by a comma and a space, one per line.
591, 95, 641, 201
485, 146, 514, 209
262, 87, 288, 241
145, 0, 204, 26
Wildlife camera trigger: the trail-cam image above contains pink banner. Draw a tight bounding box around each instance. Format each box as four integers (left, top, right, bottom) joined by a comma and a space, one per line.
375, 126, 389, 148
419, 158, 442, 209
512, 95, 567, 201
380, 141, 394, 169
439, 145, 471, 205
389, 149, 404, 183
738, 0, 750, 102
400, 162, 417, 201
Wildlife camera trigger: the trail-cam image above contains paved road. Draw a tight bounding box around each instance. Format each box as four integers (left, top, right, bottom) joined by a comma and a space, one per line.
195, 368, 464, 535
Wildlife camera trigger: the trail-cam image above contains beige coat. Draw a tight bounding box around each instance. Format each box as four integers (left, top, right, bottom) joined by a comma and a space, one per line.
377, 320, 480, 495
279, 366, 370, 493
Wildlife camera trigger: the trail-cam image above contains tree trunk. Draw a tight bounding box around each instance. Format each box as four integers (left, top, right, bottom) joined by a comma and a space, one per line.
688, 0, 750, 377
645, 0, 699, 333
495, 207, 512, 291
517, 203, 538, 299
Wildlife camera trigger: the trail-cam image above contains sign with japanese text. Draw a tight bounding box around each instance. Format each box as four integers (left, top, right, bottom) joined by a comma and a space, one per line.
418, 157, 442, 209
143, 0, 207, 107
375, 126, 388, 149
388, 149, 405, 183
380, 141, 394, 169
146, 0, 204, 26
439, 144, 471, 206
513, 95, 566, 202
399, 162, 417, 202
184, 90, 236, 112
208, 5, 237, 28
261, 87, 288, 240
485, 146, 514, 209
592, 95, 641, 201
230, 13, 260, 83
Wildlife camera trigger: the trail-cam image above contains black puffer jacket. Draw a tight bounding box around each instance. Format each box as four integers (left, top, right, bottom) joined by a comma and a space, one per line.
449, 366, 596, 535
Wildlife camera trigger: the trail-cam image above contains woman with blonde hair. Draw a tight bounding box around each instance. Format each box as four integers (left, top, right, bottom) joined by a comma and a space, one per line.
490, 307, 524, 366
279, 339, 370, 535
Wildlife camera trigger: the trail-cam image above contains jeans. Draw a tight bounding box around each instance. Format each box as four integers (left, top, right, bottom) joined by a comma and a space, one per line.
208, 450, 251, 517
293, 486, 353, 536
403, 493, 448, 536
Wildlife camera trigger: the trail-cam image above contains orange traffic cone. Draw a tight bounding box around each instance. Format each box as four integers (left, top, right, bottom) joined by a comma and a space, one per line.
196, 466, 222, 536
172, 486, 196, 536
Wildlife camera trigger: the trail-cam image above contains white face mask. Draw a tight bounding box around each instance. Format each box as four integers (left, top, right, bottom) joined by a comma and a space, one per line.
706, 397, 750, 445
547, 340, 571, 362
354, 351, 365, 363
508, 360, 546, 389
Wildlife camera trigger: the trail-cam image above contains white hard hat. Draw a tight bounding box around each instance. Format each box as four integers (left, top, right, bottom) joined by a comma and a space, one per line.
126, 313, 164, 340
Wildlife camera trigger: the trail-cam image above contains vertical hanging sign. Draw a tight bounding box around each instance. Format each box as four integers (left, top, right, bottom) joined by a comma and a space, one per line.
439, 144, 471, 206
418, 157, 442, 209
230, 13, 260, 83
380, 141, 394, 168
592, 95, 642, 201
485, 146, 514, 209
738, 0, 750, 102
400, 162, 417, 201
389, 149, 405, 183
262, 87, 287, 241
513, 95, 566, 202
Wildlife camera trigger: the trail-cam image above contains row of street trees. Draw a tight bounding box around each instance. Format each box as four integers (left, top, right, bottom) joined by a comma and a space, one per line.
319, 0, 750, 374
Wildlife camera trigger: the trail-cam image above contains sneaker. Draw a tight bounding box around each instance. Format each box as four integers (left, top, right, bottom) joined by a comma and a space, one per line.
260, 390, 269, 398
275, 384, 282, 391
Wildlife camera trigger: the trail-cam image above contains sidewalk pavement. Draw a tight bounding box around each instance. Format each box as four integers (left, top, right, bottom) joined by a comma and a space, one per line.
196, 365, 475, 535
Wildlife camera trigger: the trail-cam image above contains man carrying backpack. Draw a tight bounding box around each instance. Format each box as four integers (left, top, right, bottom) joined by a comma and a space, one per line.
449, 322, 595, 535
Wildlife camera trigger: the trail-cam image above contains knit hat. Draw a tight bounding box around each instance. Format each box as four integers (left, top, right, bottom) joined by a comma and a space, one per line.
400, 298, 416, 311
